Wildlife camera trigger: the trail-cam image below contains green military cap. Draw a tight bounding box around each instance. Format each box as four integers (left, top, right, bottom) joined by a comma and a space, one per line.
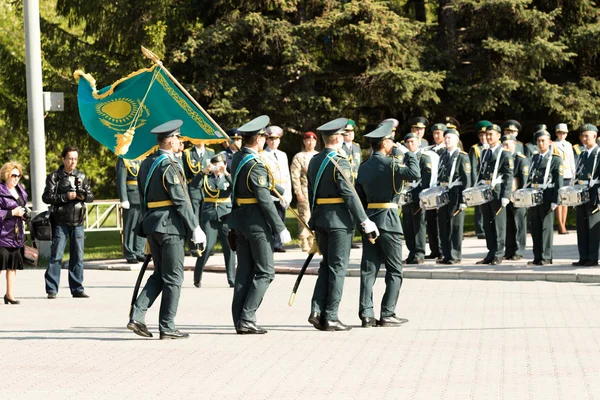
535, 124, 547, 132
555, 123, 569, 133
445, 116, 460, 130
444, 128, 460, 137
580, 123, 598, 133
317, 118, 348, 136
409, 116, 429, 128
364, 121, 395, 141
501, 134, 517, 142
475, 120, 492, 133
150, 119, 183, 140
345, 119, 356, 131
534, 129, 551, 140
502, 120, 522, 132
238, 115, 270, 137
227, 128, 242, 139
381, 118, 399, 131
404, 132, 419, 141
486, 124, 502, 133
210, 151, 227, 164
266, 125, 283, 138
431, 123, 447, 132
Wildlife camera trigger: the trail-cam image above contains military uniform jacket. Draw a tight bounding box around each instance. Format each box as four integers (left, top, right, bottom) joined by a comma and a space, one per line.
225, 147, 236, 172
229, 147, 286, 234
307, 148, 367, 231
525, 142, 539, 158
356, 150, 420, 233
428, 142, 446, 156
261, 148, 292, 204
529, 151, 563, 204
116, 158, 141, 205
437, 149, 471, 205
136, 150, 197, 236
405, 151, 431, 204
340, 142, 362, 178
290, 150, 318, 201
468, 143, 485, 185
478, 145, 514, 200
512, 153, 530, 191
575, 146, 600, 206
200, 173, 232, 222
183, 146, 215, 184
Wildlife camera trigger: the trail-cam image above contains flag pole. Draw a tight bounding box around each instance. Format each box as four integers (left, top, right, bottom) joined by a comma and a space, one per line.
141, 46, 232, 143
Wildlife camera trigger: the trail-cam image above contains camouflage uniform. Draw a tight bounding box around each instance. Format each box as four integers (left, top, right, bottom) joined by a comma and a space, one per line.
290, 149, 318, 251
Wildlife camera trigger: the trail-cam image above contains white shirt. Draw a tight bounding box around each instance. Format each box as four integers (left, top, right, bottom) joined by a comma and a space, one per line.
553, 140, 575, 179
261, 148, 292, 204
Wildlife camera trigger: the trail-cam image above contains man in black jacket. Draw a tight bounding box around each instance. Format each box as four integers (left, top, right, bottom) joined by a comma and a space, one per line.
42, 146, 94, 299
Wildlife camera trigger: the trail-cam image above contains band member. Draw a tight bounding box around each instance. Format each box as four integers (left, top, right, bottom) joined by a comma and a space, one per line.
527, 130, 562, 265
224, 129, 243, 172
192, 152, 235, 288
502, 120, 525, 155
553, 123, 576, 234
476, 124, 514, 265
502, 134, 529, 261
307, 118, 377, 332
573, 124, 600, 267
469, 120, 492, 239
128, 120, 206, 340
229, 115, 292, 334
116, 157, 145, 264
424, 123, 445, 260
435, 129, 471, 264
356, 123, 420, 327
341, 119, 362, 179
401, 133, 432, 264
409, 117, 430, 148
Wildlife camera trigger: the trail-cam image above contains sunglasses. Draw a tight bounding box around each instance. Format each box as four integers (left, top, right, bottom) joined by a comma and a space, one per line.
11, 174, 21, 179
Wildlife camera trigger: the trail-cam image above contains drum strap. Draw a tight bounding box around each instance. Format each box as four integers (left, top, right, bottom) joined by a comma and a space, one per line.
491, 147, 503, 185
448, 152, 460, 188
542, 153, 553, 189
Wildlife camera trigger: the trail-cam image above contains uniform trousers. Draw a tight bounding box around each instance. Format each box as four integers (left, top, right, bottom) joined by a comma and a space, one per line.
576, 203, 600, 263
529, 203, 554, 261
194, 218, 235, 285
505, 204, 527, 258
122, 205, 145, 261
401, 202, 426, 260
481, 197, 507, 259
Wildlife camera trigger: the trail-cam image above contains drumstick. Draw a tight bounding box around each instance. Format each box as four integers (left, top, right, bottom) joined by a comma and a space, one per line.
413, 207, 421, 216
452, 209, 462, 217
495, 206, 503, 216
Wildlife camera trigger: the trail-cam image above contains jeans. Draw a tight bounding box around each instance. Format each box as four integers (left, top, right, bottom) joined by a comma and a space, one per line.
44, 224, 85, 295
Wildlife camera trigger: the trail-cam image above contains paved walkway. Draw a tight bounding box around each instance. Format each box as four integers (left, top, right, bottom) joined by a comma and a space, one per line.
1, 269, 600, 399
87, 229, 600, 283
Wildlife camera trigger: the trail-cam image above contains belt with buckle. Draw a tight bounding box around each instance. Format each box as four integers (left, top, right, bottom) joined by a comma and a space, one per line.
205, 198, 231, 204
126, 180, 138, 185
316, 197, 344, 205
367, 203, 398, 209
147, 200, 174, 208
236, 198, 258, 205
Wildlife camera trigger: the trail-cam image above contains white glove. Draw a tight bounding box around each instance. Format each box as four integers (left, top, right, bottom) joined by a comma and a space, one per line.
459, 203, 467, 211
278, 228, 292, 244
419, 200, 425, 210
120, 201, 130, 210
550, 203, 558, 211
280, 201, 289, 209
192, 226, 206, 246
501, 198, 510, 207
361, 219, 379, 235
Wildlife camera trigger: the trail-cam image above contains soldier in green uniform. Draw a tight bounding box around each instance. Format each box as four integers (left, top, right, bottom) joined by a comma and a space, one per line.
435, 129, 471, 264
527, 130, 563, 265
502, 134, 529, 261
307, 118, 377, 332
423, 123, 445, 260
229, 115, 292, 334
183, 141, 215, 256
469, 120, 492, 239
409, 117, 430, 148
476, 124, 514, 265
402, 133, 432, 265
573, 124, 600, 267
192, 151, 235, 288
341, 119, 362, 179
502, 120, 525, 155
127, 120, 206, 340
116, 157, 146, 263
525, 124, 545, 159
356, 122, 420, 327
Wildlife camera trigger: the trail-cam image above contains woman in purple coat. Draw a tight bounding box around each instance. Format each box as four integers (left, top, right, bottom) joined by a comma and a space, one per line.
0, 161, 28, 304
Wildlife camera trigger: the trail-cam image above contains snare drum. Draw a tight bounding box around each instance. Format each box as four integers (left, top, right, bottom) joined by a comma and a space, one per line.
419, 186, 449, 210
462, 184, 493, 207
511, 188, 543, 208
399, 189, 413, 206
558, 184, 589, 207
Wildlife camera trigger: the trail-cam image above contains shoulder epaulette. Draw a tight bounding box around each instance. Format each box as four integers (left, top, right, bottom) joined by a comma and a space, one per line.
460, 150, 468, 155
503, 148, 511, 152
517, 153, 526, 159
206, 147, 214, 152
470, 144, 478, 149
352, 141, 359, 146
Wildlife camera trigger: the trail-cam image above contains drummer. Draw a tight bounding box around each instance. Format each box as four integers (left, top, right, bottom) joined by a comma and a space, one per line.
476, 124, 514, 266
502, 120, 526, 155
435, 128, 471, 265
502, 133, 529, 261
573, 124, 600, 267
527, 129, 563, 265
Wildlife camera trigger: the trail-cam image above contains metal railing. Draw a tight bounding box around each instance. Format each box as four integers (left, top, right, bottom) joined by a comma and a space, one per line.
26, 200, 123, 233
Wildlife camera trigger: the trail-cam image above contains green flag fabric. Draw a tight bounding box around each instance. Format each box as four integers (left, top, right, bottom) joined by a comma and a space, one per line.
75, 64, 225, 159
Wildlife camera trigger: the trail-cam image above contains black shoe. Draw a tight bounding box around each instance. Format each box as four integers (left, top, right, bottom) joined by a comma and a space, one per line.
505, 255, 523, 261
160, 330, 189, 340
229, 283, 234, 288
541, 259, 553, 265
127, 320, 153, 338
476, 234, 486, 239
476, 258, 492, 265
490, 257, 502, 265
308, 312, 325, 331
378, 315, 409, 327
136, 255, 146, 262
360, 316, 378, 328
274, 247, 287, 253
126, 259, 139, 264
193, 281, 201, 288
3, 295, 20, 305
436, 258, 449, 264
572, 260, 586, 266
424, 253, 441, 260
351, 243, 361, 249
447, 259, 461, 265
236, 320, 267, 334
584, 261, 599, 267
404, 258, 417, 265
527, 260, 542, 266
72, 291, 90, 298
323, 319, 352, 331
47, 293, 57, 299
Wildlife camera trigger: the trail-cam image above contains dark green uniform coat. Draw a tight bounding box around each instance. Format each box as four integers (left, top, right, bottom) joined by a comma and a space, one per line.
575, 146, 600, 264
356, 150, 420, 319
479, 145, 514, 259
505, 153, 529, 259
230, 147, 286, 325
308, 148, 368, 321
193, 173, 235, 286
529, 151, 563, 261
436, 149, 471, 261
401, 151, 431, 262
340, 141, 362, 179
116, 158, 145, 262
132, 150, 198, 332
